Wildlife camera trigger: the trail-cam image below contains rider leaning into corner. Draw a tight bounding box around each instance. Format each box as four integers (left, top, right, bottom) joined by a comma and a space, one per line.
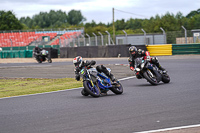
33, 45, 49, 59
73, 56, 117, 82
128, 46, 167, 79
33, 45, 42, 56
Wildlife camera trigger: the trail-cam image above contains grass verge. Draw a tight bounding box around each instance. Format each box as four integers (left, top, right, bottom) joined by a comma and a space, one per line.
0, 78, 83, 98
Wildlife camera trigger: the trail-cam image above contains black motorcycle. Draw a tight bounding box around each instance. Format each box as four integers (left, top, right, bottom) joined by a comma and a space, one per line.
134, 57, 170, 85
34, 49, 52, 63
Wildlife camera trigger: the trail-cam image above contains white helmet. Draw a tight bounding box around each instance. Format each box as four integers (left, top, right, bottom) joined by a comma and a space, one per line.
73, 56, 83, 67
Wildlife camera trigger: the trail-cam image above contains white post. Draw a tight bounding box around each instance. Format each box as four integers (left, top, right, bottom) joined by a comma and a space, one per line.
86, 33, 91, 46
182, 26, 187, 44
98, 32, 104, 45
81, 34, 86, 46
141, 29, 146, 45
105, 31, 111, 45
160, 27, 166, 44
122, 30, 128, 44
92, 33, 98, 46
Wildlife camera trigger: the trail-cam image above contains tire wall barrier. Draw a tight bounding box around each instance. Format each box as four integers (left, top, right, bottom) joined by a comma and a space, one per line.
146, 44, 172, 56
60, 45, 147, 58
146, 43, 200, 56
0, 48, 58, 59
0, 50, 33, 58
172, 44, 200, 55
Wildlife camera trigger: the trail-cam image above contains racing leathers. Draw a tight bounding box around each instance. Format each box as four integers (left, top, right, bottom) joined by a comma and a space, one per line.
33, 47, 42, 57
128, 49, 166, 78
74, 60, 116, 82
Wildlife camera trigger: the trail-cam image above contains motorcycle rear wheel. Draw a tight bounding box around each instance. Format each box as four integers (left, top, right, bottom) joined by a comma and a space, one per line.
143, 70, 159, 85
83, 81, 100, 97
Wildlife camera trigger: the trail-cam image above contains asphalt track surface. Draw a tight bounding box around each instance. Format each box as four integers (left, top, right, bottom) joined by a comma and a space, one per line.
0, 55, 200, 133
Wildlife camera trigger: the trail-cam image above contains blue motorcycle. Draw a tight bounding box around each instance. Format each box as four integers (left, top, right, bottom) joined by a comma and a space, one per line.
80, 66, 123, 97
134, 57, 170, 85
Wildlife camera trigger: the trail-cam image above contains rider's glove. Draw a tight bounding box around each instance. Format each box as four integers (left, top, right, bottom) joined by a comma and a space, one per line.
128, 57, 132, 62
130, 66, 134, 71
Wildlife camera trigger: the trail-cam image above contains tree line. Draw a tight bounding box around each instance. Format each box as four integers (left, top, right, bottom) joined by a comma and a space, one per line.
1, 9, 200, 37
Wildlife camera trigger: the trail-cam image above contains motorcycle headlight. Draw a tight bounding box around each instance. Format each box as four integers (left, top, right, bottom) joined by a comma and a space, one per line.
135, 68, 140, 71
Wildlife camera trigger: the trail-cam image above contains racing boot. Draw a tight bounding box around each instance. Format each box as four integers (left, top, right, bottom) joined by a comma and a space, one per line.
152, 57, 167, 74
104, 69, 117, 82
157, 64, 167, 74
109, 73, 116, 82
98, 65, 118, 83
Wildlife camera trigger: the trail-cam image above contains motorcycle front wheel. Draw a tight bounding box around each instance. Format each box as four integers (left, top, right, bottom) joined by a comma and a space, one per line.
81, 88, 89, 96
110, 82, 123, 94
48, 59, 52, 63
162, 73, 170, 83
143, 70, 159, 85
37, 59, 42, 63
83, 80, 100, 97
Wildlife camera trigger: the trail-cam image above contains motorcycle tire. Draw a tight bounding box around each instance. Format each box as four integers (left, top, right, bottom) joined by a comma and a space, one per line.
162, 74, 170, 83
110, 83, 123, 95
81, 88, 89, 96
48, 59, 52, 63
143, 70, 159, 85
83, 81, 100, 97
37, 60, 42, 63
37, 56, 42, 63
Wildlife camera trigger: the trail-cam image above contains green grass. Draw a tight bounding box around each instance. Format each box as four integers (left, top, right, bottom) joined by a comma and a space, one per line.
0, 78, 83, 98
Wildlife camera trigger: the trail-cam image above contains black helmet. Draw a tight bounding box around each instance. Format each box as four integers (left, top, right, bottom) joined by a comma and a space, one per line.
129, 46, 137, 57
35, 45, 39, 50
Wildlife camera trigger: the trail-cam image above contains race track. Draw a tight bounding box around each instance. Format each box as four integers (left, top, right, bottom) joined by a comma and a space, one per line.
0, 55, 200, 133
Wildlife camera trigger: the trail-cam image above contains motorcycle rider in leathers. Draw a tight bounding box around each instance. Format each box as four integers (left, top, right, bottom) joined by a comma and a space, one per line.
33, 45, 42, 57
73, 56, 117, 82
128, 46, 166, 79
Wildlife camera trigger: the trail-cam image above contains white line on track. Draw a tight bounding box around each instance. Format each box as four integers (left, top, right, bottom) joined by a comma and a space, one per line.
118, 76, 136, 81
0, 76, 136, 100
134, 124, 200, 133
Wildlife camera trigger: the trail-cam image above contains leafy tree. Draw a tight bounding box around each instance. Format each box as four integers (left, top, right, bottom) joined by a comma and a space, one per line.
0, 10, 23, 30
125, 18, 143, 30
67, 10, 86, 25
187, 14, 200, 29
20, 10, 68, 29
115, 19, 126, 30
84, 20, 97, 28
186, 8, 200, 18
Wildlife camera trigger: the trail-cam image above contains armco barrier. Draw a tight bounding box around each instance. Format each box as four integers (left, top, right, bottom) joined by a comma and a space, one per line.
146, 44, 172, 56
172, 44, 200, 55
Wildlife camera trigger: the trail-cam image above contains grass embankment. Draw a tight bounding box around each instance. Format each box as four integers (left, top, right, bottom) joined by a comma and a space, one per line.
0, 78, 83, 98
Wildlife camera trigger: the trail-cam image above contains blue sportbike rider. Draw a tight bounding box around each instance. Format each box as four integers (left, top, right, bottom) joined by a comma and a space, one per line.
73, 56, 117, 82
